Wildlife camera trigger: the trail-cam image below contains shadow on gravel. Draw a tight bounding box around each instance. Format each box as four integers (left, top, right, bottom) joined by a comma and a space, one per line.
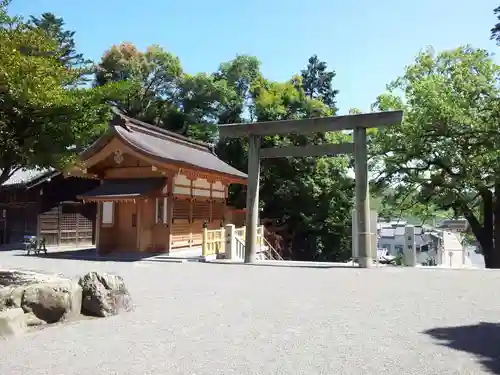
15, 249, 162, 263
202, 261, 355, 269
424, 322, 500, 374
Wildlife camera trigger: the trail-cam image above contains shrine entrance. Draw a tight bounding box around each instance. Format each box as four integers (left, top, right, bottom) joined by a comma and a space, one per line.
218, 111, 403, 268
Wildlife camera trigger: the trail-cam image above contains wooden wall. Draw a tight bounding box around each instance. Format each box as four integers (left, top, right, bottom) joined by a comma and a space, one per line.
39, 203, 96, 246
38, 176, 98, 247
169, 172, 228, 250
87, 151, 243, 253
0, 184, 39, 244
0, 175, 98, 246
94, 182, 228, 253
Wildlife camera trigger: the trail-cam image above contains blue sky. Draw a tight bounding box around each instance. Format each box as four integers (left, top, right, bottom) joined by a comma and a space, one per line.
9, 0, 500, 114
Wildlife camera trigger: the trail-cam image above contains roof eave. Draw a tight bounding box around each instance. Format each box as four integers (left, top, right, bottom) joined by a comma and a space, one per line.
79, 126, 117, 161
2, 170, 60, 190
114, 130, 248, 183
26, 171, 61, 189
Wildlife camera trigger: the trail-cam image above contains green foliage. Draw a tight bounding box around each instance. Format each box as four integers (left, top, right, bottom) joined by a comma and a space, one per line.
255, 79, 353, 261
371, 45, 500, 266
0, 2, 122, 183
28, 12, 91, 75
94, 43, 235, 143
2, 0, 355, 262
300, 54, 339, 112
491, 6, 500, 45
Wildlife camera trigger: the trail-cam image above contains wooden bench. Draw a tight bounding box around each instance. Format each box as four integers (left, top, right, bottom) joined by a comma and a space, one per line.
23, 236, 47, 256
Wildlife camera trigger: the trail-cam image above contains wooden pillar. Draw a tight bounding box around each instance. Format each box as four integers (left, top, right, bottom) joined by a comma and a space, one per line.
225, 224, 235, 260
95, 202, 102, 254
36, 189, 42, 248
353, 127, 372, 268
166, 175, 174, 253
57, 204, 62, 247
95, 180, 103, 255
202, 224, 208, 257
189, 197, 193, 248
136, 199, 142, 251
244, 135, 261, 263
75, 209, 79, 248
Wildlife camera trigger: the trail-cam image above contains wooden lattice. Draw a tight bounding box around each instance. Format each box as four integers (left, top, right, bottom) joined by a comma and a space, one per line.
192, 201, 210, 221
173, 199, 191, 220
211, 201, 225, 221
39, 207, 59, 233
40, 205, 94, 244
171, 222, 191, 248
61, 213, 77, 231
78, 215, 92, 230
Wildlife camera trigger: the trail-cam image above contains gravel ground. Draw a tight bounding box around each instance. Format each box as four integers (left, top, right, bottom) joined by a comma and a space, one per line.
0, 251, 500, 375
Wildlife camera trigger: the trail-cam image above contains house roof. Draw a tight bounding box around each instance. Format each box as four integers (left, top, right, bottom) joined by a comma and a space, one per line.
380, 228, 395, 238
438, 219, 468, 229
82, 110, 247, 181
2, 168, 59, 188
77, 178, 165, 200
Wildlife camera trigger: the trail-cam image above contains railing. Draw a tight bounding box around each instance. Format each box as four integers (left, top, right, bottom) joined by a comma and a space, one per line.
234, 226, 264, 246
262, 237, 284, 260
201, 227, 225, 257
234, 236, 245, 260
202, 224, 282, 261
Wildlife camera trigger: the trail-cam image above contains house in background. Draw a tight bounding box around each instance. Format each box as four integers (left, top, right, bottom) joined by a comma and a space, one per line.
0, 169, 100, 247
437, 219, 469, 233
377, 221, 432, 256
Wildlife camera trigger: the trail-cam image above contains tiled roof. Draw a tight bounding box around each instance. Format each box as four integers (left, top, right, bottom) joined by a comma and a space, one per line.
101, 111, 247, 180
380, 228, 395, 237
78, 178, 165, 199
3, 168, 57, 187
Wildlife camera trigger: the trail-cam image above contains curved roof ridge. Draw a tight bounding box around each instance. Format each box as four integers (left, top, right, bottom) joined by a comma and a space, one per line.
110, 108, 212, 150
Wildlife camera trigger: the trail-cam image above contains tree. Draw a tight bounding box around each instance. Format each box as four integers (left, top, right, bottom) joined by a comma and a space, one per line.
95, 43, 183, 126
95, 43, 354, 261
252, 75, 353, 261
214, 55, 262, 123
95, 42, 233, 143
28, 12, 90, 72
214, 55, 353, 261
371, 46, 500, 268
491, 6, 500, 45
0, 2, 119, 184
300, 55, 339, 112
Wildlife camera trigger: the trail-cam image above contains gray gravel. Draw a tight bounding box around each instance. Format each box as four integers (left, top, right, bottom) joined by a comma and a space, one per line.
0, 252, 500, 375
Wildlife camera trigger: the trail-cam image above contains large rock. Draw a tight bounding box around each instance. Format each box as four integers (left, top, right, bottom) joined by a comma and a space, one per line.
0, 269, 60, 287
78, 272, 132, 317
21, 280, 82, 324
0, 308, 27, 337
0, 285, 24, 310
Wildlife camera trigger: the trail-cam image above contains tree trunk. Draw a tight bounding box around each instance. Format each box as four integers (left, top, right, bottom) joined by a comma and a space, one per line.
0, 167, 13, 186
479, 189, 500, 268
482, 189, 497, 268
460, 191, 498, 268
492, 183, 500, 268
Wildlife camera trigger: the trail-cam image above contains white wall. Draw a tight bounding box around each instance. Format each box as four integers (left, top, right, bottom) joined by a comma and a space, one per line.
378, 236, 406, 256
438, 231, 470, 268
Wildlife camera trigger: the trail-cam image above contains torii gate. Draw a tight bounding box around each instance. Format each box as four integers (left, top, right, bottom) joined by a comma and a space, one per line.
218, 111, 403, 268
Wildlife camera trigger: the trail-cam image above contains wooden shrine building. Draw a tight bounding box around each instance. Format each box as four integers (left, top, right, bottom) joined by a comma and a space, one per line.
0, 169, 99, 247
72, 111, 247, 254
